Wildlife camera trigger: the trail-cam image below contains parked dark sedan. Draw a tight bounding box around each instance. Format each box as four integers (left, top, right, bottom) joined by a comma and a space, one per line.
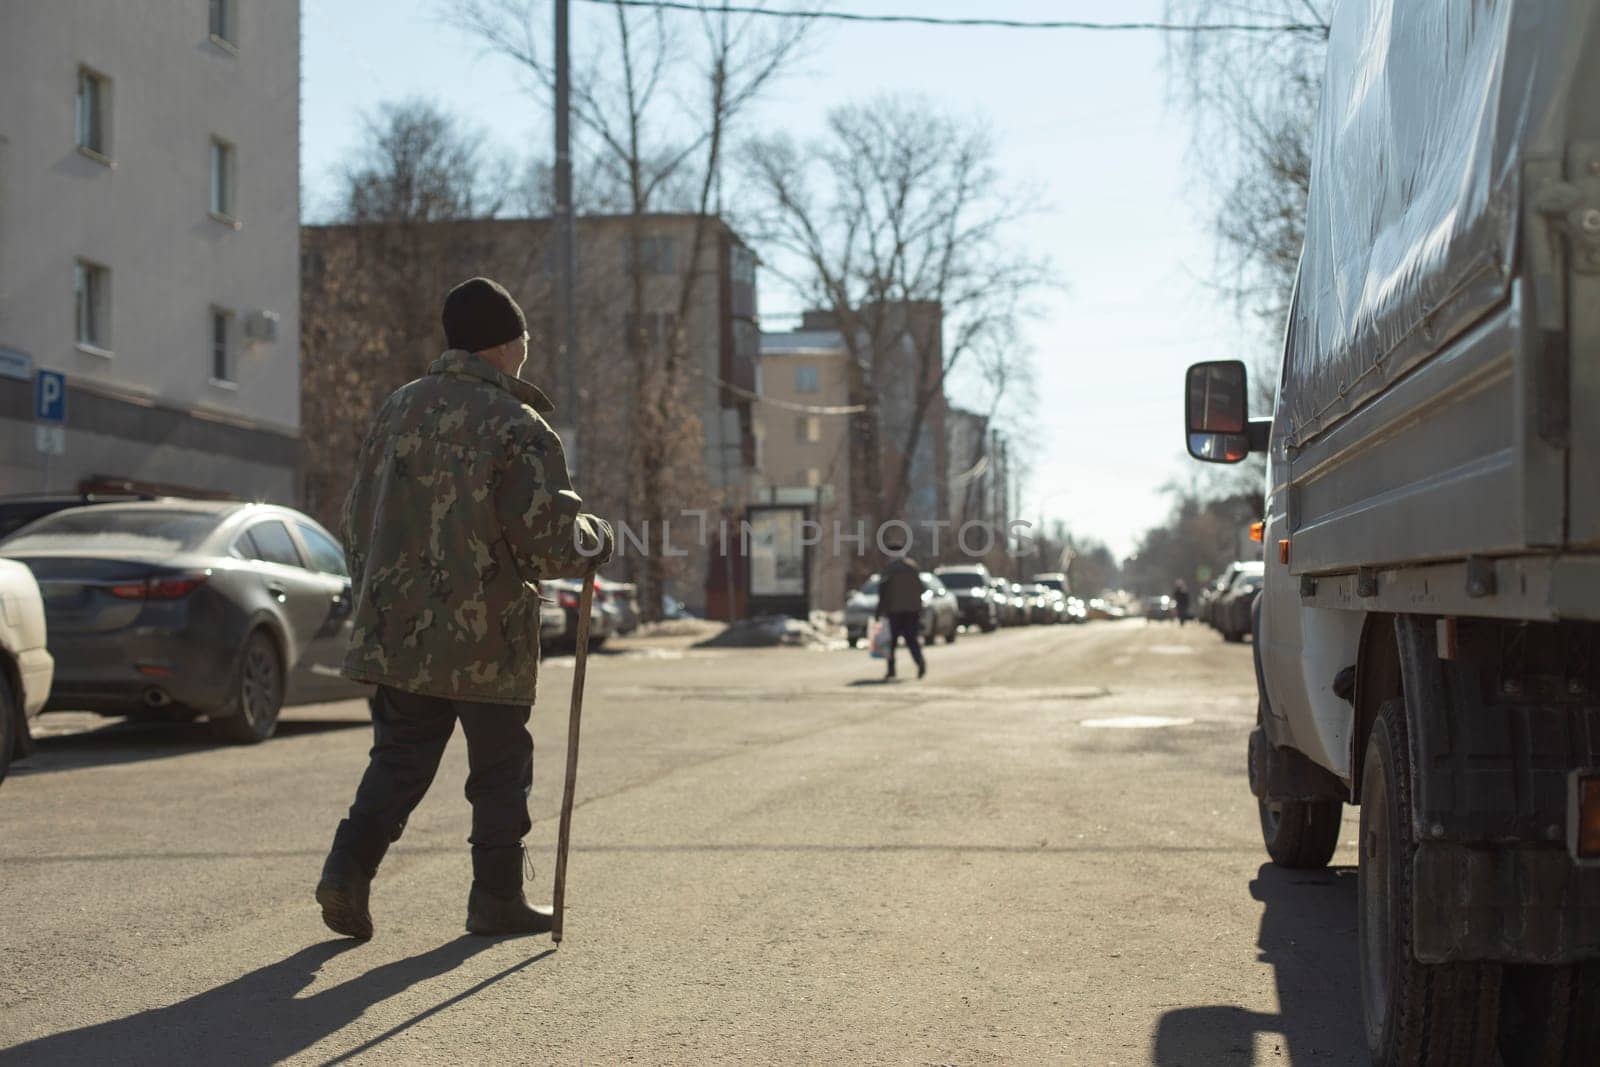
1215, 565, 1265, 643
0, 500, 367, 742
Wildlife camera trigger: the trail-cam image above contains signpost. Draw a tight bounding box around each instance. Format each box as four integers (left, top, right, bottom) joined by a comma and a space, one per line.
34, 369, 66, 487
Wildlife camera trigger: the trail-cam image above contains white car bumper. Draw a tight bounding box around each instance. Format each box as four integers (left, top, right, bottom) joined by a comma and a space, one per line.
16, 645, 53, 718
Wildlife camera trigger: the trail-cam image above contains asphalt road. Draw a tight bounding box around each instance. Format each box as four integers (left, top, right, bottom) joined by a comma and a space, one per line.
0, 619, 1365, 1065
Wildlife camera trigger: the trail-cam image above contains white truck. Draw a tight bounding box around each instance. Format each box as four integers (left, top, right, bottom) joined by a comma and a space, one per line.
1185, 2, 1600, 1063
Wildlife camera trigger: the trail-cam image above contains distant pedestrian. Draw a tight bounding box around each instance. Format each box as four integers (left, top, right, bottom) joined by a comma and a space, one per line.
316, 276, 613, 940
875, 534, 926, 680
1173, 579, 1191, 626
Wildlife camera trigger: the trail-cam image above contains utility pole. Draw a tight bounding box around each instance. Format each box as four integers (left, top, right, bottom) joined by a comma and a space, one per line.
554, 0, 579, 477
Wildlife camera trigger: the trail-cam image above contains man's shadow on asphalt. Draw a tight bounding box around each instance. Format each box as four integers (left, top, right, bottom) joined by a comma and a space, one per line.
0, 936, 553, 1067
1151, 863, 1364, 1066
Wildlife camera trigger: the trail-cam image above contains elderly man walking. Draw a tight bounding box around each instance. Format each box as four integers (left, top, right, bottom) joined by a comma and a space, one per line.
874, 536, 927, 681
316, 277, 613, 939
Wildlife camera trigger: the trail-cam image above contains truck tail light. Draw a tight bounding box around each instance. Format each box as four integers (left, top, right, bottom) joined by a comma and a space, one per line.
1575, 773, 1600, 861
1250, 521, 1265, 543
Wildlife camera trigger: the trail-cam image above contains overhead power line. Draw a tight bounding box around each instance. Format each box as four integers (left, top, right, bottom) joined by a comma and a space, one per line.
575, 0, 1326, 34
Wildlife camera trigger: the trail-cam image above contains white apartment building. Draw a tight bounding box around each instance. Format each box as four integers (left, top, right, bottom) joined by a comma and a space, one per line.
0, 0, 300, 499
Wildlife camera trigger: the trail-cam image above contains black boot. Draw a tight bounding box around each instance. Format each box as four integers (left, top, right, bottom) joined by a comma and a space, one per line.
316, 819, 386, 940
466, 846, 552, 936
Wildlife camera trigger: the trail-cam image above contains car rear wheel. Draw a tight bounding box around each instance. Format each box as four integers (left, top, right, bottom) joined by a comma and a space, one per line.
210, 631, 283, 745
1360, 699, 1501, 1065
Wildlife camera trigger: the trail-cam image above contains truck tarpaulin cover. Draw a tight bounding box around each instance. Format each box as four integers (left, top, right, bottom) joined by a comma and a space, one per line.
1285, 0, 1596, 444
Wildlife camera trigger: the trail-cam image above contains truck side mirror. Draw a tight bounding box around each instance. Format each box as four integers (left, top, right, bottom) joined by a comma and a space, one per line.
1186, 360, 1250, 464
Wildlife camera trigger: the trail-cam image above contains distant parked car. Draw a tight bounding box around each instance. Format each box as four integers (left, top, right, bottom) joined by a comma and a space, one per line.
844, 571, 959, 647
989, 578, 1023, 626
538, 595, 568, 651
544, 577, 613, 650
0, 500, 368, 743
1031, 572, 1070, 600
1144, 595, 1177, 621
933, 564, 998, 632
920, 573, 960, 644
1065, 596, 1089, 623
1215, 566, 1266, 643
1008, 582, 1031, 624
600, 579, 640, 635
0, 558, 54, 784
1018, 583, 1055, 624
1199, 561, 1255, 628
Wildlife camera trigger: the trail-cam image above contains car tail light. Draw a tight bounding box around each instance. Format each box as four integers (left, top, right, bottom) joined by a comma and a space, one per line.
107, 572, 210, 600
558, 590, 579, 608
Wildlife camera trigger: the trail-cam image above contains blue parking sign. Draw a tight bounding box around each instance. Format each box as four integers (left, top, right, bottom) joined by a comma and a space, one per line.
35, 370, 66, 424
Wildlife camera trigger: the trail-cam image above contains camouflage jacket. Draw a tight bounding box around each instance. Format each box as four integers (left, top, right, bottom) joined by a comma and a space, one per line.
340, 350, 611, 705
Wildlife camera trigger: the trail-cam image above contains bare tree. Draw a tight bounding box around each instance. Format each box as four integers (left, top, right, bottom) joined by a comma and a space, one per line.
454, 0, 812, 618
301, 99, 509, 528
742, 95, 1051, 580
1166, 2, 1329, 366
343, 98, 512, 223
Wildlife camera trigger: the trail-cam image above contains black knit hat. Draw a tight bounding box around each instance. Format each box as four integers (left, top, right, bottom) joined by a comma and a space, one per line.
441, 277, 527, 354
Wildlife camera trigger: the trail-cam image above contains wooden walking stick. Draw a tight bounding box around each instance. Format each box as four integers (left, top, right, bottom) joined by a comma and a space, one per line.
551, 570, 595, 945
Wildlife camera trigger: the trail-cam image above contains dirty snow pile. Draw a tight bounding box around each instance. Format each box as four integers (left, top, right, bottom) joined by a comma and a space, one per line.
697, 614, 843, 649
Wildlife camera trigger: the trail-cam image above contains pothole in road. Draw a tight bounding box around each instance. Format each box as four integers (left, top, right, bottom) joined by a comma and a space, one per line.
1080, 715, 1196, 729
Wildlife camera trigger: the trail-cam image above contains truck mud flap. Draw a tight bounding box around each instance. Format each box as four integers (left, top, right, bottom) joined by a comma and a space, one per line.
1396, 616, 1600, 842
1413, 841, 1600, 964
1247, 726, 1349, 802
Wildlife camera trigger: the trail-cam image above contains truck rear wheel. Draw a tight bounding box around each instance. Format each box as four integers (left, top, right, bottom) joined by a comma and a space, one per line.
1360, 699, 1501, 1066
1258, 795, 1341, 869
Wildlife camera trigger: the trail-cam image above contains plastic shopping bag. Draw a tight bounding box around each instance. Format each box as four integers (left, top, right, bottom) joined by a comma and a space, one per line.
868, 618, 890, 659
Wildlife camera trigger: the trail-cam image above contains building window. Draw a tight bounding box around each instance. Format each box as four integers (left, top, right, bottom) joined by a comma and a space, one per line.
795, 365, 820, 393
76, 68, 110, 159
805, 416, 821, 442
624, 235, 677, 274
210, 308, 235, 382
210, 138, 236, 219
74, 260, 110, 350
731, 245, 757, 286
209, 0, 237, 47
806, 468, 821, 488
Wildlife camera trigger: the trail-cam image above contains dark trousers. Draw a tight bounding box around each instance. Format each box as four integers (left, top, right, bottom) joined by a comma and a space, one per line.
332, 685, 533, 893
885, 611, 924, 675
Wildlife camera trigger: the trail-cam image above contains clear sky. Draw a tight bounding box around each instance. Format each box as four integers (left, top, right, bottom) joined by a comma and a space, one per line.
301, 0, 1264, 557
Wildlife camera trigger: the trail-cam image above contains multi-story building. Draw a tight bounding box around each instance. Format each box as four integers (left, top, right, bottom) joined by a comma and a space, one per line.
301, 213, 759, 615
756, 327, 854, 610
0, 0, 301, 498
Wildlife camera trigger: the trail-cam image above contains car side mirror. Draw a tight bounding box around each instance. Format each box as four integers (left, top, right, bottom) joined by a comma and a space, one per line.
1185, 360, 1269, 463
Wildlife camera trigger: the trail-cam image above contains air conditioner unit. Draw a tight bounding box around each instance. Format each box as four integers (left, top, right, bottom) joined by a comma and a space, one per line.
242, 309, 280, 344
